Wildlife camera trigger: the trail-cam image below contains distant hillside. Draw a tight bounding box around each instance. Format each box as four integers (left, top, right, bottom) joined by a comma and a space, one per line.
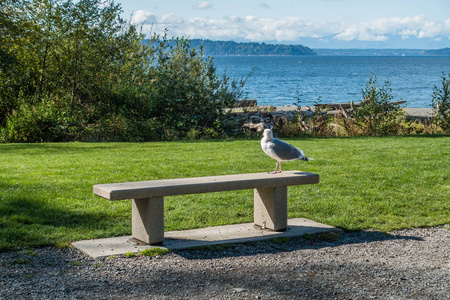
189, 39, 316, 56
423, 48, 450, 56
142, 38, 450, 56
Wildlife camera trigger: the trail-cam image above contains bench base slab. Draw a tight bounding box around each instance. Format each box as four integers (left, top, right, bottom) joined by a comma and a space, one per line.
73, 218, 343, 258
133, 186, 291, 245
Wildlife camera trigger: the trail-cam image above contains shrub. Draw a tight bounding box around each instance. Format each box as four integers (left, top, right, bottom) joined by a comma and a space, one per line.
271, 75, 410, 138
431, 73, 450, 132
1, 97, 78, 142
280, 95, 335, 137
351, 74, 405, 135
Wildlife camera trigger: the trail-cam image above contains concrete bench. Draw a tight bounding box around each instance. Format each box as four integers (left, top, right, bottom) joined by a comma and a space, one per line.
93, 171, 319, 245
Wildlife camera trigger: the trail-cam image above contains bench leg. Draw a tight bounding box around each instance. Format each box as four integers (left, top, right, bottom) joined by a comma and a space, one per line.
132, 197, 164, 244
254, 187, 288, 231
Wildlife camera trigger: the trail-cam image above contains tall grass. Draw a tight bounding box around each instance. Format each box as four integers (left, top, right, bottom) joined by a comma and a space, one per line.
0, 135, 449, 251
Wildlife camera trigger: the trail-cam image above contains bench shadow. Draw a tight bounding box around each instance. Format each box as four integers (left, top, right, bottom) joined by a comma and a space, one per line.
172, 227, 424, 260
0, 194, 127, 251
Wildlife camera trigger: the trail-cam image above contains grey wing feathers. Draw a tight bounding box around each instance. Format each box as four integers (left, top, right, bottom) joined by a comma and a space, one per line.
271, 138, 305, 160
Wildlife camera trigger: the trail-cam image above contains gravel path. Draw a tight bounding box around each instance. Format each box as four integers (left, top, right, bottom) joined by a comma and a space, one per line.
1, 226, 449, 299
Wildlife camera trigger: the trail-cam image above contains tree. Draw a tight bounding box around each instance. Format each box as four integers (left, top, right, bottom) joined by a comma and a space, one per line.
146, 35, 243, 139
1, 0, 148, 140
0, 0, 244, 142
0, 0, 27, 125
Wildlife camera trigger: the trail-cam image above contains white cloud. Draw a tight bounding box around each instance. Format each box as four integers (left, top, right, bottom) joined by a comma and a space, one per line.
131, 10, 157, 24
194, 1, 212, 10
334, 15, 450, 42
334, 23, 389, 42
130, 12, 450, 44
160, 13, 185, 25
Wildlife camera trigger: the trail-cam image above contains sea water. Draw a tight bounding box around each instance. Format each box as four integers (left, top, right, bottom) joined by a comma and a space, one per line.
213, 55, 450, 108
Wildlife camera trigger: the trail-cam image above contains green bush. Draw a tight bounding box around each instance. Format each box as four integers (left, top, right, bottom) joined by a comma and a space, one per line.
432, 73, 450, 132
351, 74, 405, 135
273, 75, 409, 138
1, 97, 77, 142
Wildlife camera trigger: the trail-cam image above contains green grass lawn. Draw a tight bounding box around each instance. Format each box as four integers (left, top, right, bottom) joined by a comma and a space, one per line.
1, 135, 449, 251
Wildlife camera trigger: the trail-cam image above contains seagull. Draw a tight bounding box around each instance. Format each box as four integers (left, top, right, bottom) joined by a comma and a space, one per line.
261, 129, 313, 174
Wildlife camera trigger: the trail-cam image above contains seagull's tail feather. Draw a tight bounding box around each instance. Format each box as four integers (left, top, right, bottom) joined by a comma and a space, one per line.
296, 148, 313, 161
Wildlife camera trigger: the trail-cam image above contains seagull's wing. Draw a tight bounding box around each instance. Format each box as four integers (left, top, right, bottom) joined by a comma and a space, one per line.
271, 138, 306, 161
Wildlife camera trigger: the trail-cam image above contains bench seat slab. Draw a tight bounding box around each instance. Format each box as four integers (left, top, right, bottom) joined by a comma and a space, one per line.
93, 171, 319, 201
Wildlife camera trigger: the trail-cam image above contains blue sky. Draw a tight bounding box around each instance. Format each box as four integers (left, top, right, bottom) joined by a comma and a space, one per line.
119, 0, 450, 49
